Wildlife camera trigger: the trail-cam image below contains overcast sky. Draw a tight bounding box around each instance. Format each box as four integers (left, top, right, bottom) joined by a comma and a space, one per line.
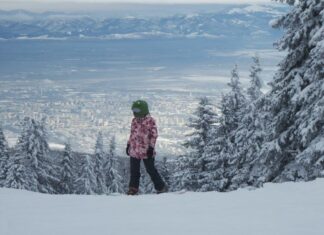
0, 0, 270, 3
0, 0, 273, 13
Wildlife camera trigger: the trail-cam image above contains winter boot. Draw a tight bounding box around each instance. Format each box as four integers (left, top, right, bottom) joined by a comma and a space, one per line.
156, 185, 168, 194
127, 187, 139, 195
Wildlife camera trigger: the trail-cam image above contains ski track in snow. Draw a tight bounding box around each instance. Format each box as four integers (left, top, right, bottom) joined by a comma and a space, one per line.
1, 179, 324, 235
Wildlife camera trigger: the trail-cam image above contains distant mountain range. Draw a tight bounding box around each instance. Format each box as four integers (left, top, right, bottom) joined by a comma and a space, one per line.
0, 4, 287, 40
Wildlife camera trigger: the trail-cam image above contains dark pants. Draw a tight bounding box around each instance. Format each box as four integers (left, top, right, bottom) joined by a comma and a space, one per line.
129, 157, 165, 191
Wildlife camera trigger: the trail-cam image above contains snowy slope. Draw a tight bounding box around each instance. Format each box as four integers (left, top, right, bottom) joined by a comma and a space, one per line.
1, 179, 324, 235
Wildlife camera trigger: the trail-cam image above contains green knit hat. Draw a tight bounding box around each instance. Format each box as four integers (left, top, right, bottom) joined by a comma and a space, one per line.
131, 100, 149, 118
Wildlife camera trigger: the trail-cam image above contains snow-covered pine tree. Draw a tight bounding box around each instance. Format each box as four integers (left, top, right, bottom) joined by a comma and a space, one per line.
204, 65, 247, 191
9, 118, 38, 191
183, 97, 218, 191
247, 55, 263, 101
30, 117, 58, 193
75, 154, 96, 195
104, 136, 124, 194
254, 0, 324, 182
201, 124, 228, 192
221, 65, 247, 134
5, 117, 57, 193
184, 97, 217, 157
5, 121, 36, 190
140, 171, 154, 194
0, 127, 10, 186
60, 143, 74, 194
94, 132, 107, 194
157, 157, 171, 189
171, 155, 192, 192
229, 96, 268, 188
223, 58, 265, 189
4, 158, 30, 190
120, 165, 129, 193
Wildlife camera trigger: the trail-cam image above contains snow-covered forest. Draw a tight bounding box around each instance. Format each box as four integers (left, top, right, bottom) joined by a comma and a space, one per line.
172, 0, 324, 192
0, 0, 323, 195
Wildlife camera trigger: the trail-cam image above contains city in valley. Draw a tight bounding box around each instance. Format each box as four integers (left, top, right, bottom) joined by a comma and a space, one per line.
0, 78, 217, 157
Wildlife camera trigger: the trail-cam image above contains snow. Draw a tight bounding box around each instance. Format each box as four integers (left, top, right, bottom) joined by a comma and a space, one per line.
16, 35, 67, 40
48, 143, 65, 150
207, 49, 286, 60
269, 17, 280, 27
1, 179, 324, 235
228, 4, 283, 15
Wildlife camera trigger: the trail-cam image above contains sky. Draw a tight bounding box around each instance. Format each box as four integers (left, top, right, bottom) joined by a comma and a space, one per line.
0, 0, 270, 3
0, 0, 273, 12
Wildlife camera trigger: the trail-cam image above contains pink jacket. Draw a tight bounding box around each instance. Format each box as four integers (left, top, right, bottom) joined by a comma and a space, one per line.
127, 115, 158, 159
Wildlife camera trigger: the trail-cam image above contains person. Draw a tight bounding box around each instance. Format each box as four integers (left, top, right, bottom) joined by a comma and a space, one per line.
126, 100, 167, 195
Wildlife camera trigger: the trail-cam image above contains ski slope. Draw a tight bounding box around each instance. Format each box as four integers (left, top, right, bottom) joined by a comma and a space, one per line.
1, 179, 324, 235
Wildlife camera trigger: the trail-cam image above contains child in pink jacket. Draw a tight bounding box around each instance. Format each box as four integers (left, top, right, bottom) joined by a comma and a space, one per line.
126, 100, 166, 195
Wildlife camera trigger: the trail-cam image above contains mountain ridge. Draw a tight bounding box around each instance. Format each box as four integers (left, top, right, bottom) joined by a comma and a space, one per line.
0, 4, 287, 40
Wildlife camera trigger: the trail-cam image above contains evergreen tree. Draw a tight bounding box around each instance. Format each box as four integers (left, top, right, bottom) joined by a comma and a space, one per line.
60, 143, 74, 194
171, 155, 192, 191
254, 0, 324, 182
157, 157, 170, 188
94, 132, 107, 194
247, 55, 263, 101
229, 96, 268, 188
4, 160, 30, 190
120, 166, 129, 193
200, 66, 247, 191
201, 125, 228, 192
140, 171, 154, 194
75, 154, 96, 195
221, 65, 246, 134
5, 117, 56, 193
0, 127, 9, 186
104, 136, 124, 194
184, 97, 218, 157
183, 97, 218, 191
220, 65, 247, 190
222, 59, 265, 189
